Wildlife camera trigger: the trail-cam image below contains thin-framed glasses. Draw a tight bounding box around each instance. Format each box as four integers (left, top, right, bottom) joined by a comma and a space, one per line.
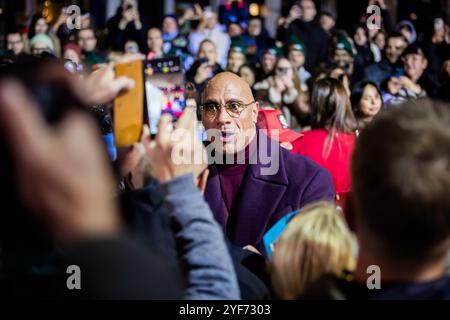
200, 100, 256, 118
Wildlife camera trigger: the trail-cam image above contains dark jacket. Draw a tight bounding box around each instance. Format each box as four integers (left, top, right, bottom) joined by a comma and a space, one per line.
277, 19, 329, 73
303, 274, 450, 300
204, 131, 335, 252
120, 177, 270, 299
361, 59, 402, 87
106, 9, 149, 52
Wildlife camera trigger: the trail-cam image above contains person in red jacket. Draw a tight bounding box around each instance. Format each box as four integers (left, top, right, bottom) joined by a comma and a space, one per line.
292, 77, 358, 207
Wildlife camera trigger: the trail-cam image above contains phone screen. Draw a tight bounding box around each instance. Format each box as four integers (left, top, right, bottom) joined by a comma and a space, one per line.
144, 56, 186, 134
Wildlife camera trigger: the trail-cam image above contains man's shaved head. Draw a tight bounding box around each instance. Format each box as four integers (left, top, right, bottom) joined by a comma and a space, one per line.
202, 72, 254, 102
201, 72, 259, 155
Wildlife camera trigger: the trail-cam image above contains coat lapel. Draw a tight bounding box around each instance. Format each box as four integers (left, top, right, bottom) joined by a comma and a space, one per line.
203, 164, 226, 228
228, 132, 289, 247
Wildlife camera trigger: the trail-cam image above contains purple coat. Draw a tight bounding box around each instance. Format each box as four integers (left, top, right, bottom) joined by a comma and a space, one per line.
204, 131, 335, 252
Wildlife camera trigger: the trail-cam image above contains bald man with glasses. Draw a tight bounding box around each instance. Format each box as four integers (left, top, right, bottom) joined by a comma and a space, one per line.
200, 72, 334, 253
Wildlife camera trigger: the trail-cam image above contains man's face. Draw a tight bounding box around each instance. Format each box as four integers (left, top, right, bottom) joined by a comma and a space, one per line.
300, 0, 316, 22
199, 41, 217, 65
248, 19, 261, 37
404, 53, 427, 80
78, 29, 97, 52
201, 73, 258, 155
333, 49, 352, 69
147, 28, 163, 51
7, 33, 24, 55
385, 37, 407, 64
288, 50, 305, 69
227, 51, 245, 73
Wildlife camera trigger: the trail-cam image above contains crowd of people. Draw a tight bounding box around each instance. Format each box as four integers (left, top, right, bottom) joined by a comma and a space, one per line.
1, 0, 450, 300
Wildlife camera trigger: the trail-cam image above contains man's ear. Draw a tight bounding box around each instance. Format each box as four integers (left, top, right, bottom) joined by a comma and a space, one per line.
252, 101, 259, 123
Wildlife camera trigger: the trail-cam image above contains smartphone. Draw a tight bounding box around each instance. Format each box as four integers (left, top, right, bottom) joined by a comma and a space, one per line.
113, 59, 144, 147
144, 56, 186, 135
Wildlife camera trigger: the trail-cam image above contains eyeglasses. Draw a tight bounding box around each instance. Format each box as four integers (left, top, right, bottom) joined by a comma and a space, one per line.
200, 100, 256, 118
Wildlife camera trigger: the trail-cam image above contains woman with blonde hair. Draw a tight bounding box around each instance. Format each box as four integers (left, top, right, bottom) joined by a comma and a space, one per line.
270, 201, 357, 299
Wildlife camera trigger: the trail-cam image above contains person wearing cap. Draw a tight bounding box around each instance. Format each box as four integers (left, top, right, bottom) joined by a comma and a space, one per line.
292, 77, 358, 208
287, 37, 311, 91
396, 20, 417, 45
257, 109, 303, 150
200, 72, 334, 253
30, 34, 55, 56
332, 35, 355, 78
63, 43, 82, 65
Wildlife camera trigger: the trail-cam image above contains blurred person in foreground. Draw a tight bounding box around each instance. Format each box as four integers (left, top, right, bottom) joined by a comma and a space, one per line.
304, 99, 450, 299
271, 201, 357, 299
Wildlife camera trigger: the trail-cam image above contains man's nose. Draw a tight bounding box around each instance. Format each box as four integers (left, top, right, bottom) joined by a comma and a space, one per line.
216, 106, 232, 124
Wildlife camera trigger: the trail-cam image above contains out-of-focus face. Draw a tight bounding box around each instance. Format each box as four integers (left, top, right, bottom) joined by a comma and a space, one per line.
35, 18, 48, 34
7, 33, 24, 55
205, 12, 218, 30
227, 51, 246, 73
374, 32, 386, 50
124, 40, 140, 53
300, 0, 316, 22
385, 37, 407, 64
199, 41, 217, 65
320, 14, 335, 31
31, 42, 50, 55
404, 53, 427, 81
239, 66, 256, 87
354, 27, 367, 46
78, 29, 97, 52
248, 19, 262, 37
262, 53, 277, 74
288, 49, 305, 69
64, 48, 80, 64
201, 73, 258, 155
275, 58, 294, 79
147, 28, 163, 52
163, 17, 178, 35
333, 49, 352, 66
359, 84, 382, 117
228, 23, 242, 38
